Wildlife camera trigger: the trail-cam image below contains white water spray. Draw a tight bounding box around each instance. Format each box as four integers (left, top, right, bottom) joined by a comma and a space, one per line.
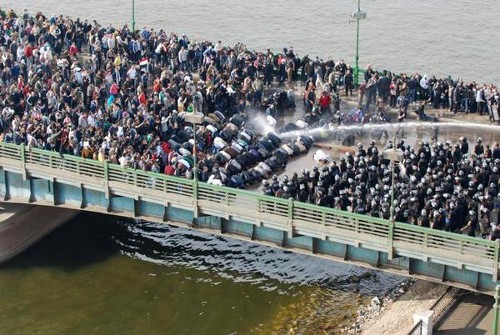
277, 121, 500, 141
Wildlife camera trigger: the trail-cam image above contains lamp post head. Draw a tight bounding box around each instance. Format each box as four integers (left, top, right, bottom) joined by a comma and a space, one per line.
185, 112, 204, 125
383, 148, 404, 162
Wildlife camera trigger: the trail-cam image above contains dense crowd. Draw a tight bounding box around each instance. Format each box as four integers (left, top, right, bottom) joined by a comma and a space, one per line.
0, 9, 498, 235
356, 66, 500, 122
263, 138, 500, 239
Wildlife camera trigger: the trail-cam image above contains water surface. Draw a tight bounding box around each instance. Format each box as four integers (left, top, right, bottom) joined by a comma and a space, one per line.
0, 213, 403, 334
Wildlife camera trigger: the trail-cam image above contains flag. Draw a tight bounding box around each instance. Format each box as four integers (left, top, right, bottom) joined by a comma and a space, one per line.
139, 57, 149, 73
139, 57, 149, 67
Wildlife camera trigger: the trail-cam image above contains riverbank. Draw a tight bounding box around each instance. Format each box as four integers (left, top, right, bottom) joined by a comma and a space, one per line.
357, 280, 448, 334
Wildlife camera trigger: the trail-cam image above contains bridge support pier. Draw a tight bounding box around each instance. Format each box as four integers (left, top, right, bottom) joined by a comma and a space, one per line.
2, 169, 10, 201
312, 237, 318, 254
80, 186, 87, 209
52, 180, 58, 206
28, 178, 35, 203
250, 225, 256, 240
133, 199, 140, 217
281, 231, 288, 247
163, 205, 169, 222
220, 218, 226, 234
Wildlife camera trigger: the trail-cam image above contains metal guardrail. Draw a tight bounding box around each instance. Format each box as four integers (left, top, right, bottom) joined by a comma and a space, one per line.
407, 287, 462, 334
408, 320, 423, 335
0, 141, 499, 281
431, 286, 462, 330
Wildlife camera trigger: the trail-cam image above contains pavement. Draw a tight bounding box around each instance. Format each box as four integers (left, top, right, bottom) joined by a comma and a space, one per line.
338, 92, 499, 126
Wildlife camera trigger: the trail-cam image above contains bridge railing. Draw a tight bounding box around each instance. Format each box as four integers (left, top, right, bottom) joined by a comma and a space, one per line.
0, 141, 498, 279
108, 163, 195, 197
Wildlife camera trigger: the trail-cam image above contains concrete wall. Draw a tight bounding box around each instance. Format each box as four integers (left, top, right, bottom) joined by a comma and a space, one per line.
0, 203, 79, 263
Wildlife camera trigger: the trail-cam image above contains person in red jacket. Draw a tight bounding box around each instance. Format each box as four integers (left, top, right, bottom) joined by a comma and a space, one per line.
69, 42, 78, 56
109, 82, 119, 96
319, 90, 331, 113
164, 164, 175, 175
24, 42, 33, 59
138, 90, 147, 105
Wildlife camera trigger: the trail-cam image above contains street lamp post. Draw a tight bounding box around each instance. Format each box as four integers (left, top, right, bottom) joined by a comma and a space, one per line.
351, 0, 367, 87
185, 111, 204, 218
131, 0, 136, 32
383, 136, 403, 260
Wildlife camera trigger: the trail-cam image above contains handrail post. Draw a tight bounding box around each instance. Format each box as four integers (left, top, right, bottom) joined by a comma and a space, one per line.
388, 219, 394, 260
287, 197, 294, 236
193, 178, 198, 218
493, 240, 500, 282
104, 160, 110, 199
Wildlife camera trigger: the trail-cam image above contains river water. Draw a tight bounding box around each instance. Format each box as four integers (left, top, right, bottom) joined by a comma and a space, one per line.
0, 1, 498, 334
0, 213, 404, 334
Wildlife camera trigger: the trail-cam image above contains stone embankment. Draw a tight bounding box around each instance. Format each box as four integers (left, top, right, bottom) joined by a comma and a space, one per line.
354, 280, 448, 334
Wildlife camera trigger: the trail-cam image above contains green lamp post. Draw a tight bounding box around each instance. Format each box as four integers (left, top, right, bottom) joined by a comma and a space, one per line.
131, 0, 136, 32
351, 0, 366, 87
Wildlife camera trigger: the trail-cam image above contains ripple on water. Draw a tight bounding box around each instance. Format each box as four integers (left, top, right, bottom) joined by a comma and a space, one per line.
113, 220, 405, 296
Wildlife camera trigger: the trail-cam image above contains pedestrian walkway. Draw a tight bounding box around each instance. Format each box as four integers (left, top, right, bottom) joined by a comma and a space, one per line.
340, 92, 499, 126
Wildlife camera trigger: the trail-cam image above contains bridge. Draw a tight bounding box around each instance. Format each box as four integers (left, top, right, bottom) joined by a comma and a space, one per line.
0, 141, 498, 294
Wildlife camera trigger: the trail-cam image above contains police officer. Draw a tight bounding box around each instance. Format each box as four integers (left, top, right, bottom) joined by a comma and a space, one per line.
474, 137, 484, 156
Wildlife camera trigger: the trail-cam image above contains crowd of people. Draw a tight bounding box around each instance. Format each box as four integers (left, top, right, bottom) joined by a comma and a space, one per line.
0, 9, 498, 238
356, 66, 500, 123
263, 138, 500, 239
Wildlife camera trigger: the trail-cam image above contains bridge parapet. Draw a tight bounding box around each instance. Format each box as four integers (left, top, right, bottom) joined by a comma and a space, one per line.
0, 141, 498, 293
